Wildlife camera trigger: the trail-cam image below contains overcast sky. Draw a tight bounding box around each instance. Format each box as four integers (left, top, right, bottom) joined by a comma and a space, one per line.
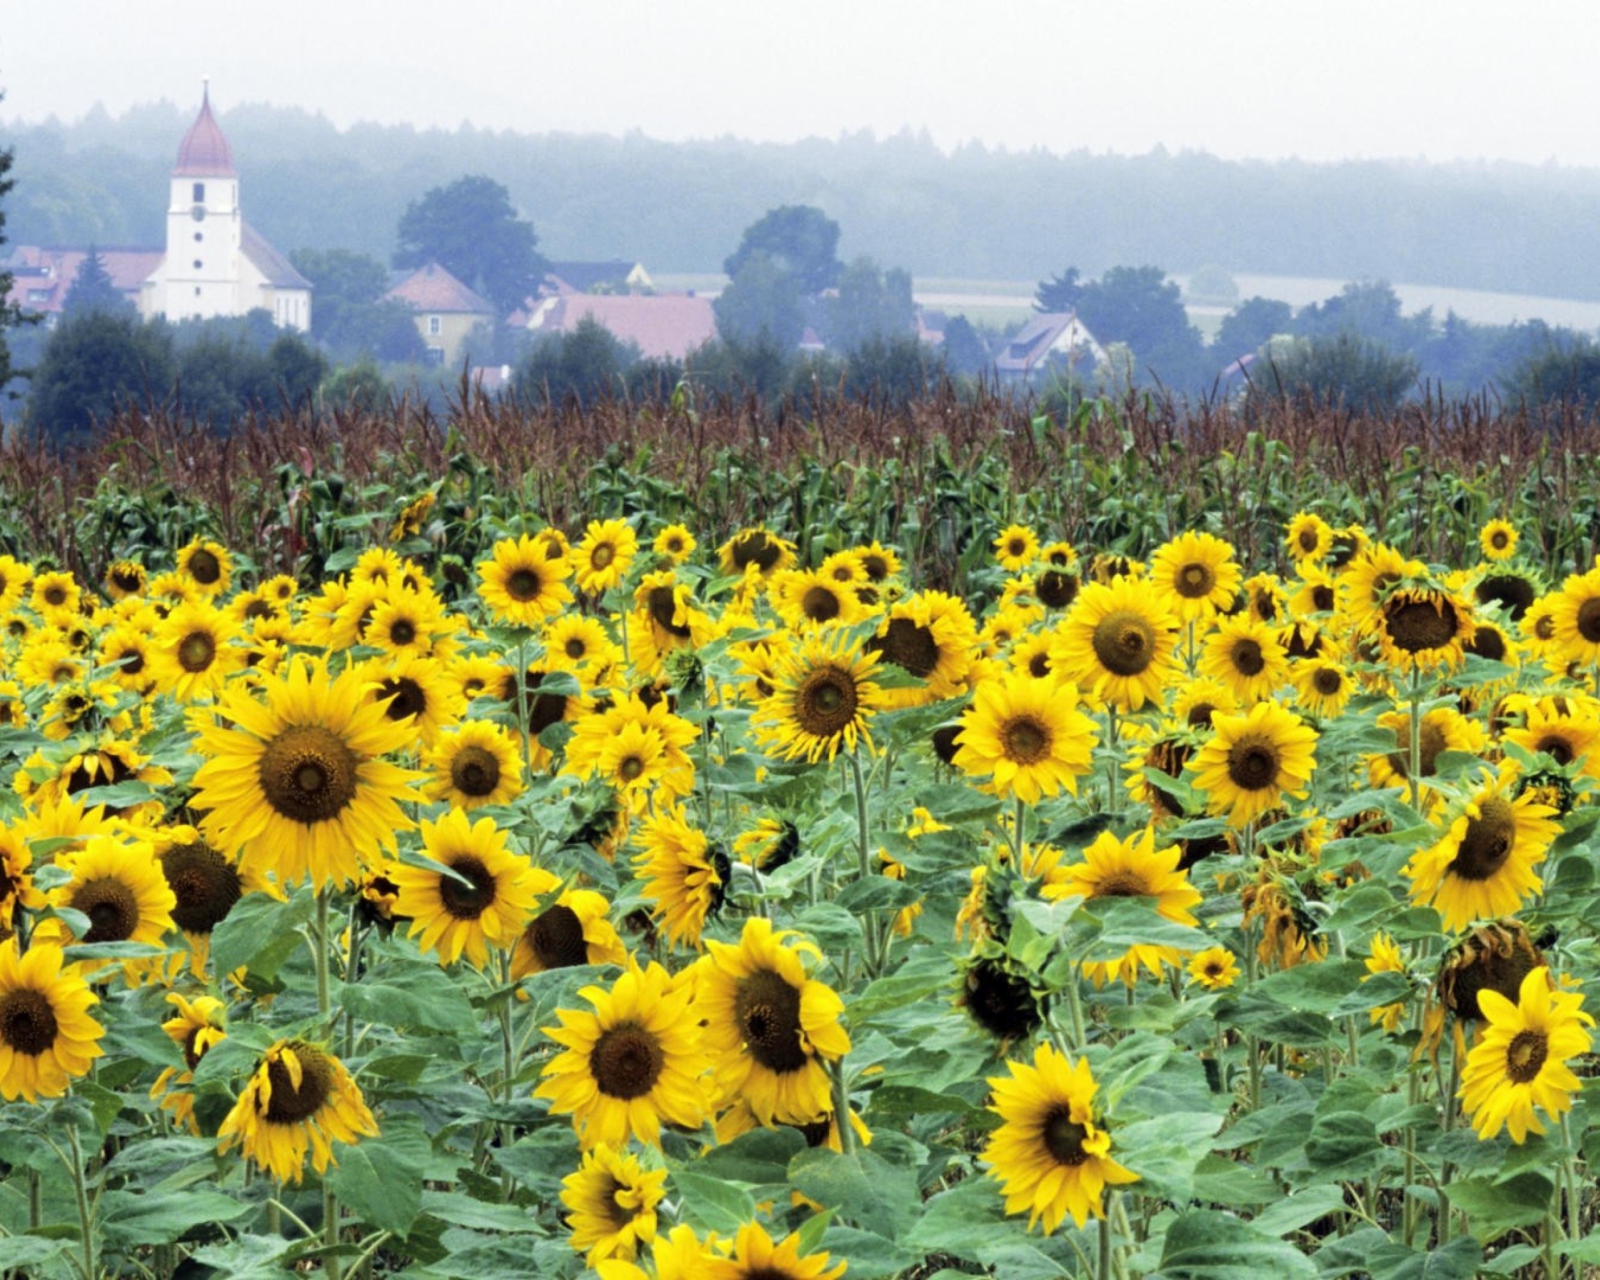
3, 0, 1596, 167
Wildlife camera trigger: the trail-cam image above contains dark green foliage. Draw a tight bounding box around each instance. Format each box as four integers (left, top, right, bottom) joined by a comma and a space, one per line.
63, 246, 133, 319
713, 252, 805, 351
27, 311, 176, 446
723, 205, 842, 295
288, 248, 425, 360
175, 322, 327, 427
826, 258, 915, 353
1246, 332, 1419, 415
513, 316, 637, 408
842, 335, 939, 409
0, 139, 31, 392
1043, 265, 1208, 389
393, 175, 546, 317
1507, 337, 1600, 409
939, 315, 991, 377
1214, 297, 1294, 360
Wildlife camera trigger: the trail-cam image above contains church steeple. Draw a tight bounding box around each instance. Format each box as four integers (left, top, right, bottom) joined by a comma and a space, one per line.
174, 79, 236, 177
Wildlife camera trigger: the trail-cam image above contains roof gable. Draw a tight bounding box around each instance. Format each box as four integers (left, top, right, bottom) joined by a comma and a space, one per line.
384, 262, 497, 316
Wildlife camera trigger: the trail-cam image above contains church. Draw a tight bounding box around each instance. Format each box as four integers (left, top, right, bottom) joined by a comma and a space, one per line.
137, 85, 313, 331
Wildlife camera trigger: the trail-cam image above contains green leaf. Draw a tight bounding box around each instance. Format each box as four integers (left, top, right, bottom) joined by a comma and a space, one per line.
696, 1125, 807, 1184
788, 1148, 919, 1239
1066, 894, 1212, 957
210, 889, 313, 979
1368, 1237, 1485, 1279
1150, 1208, 1319, 1279
902, 1176, 1005, 1261
821, 1227, 921, 1278
669, 1165, 757, 1233
325, 1115, 430, 1235
419, 1191, 544, 1234
188, 1236, 295, 1278
100, 1187, 254, 1247
1247, 1184, 1346, 1237
1444, 1170, 1553, 1243
1250, 960, 1371, 1014
338, 966, 480, 1035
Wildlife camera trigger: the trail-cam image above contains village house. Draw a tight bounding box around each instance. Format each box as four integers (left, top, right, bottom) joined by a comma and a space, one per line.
383, 262, 497, 367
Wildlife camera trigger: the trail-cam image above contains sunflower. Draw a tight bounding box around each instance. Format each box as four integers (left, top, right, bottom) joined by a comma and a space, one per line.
627, 570, 711, 675
98, 623, 155, 694
40, 833, 175, 960
153, 826, 255, 973
359, 652, 464, 747
511, 870, 627, 980
1436, 919, 1546, 1022
700, 1221, 846, 1280
0, 554, 32, 615
151, 992, 228, 1132
363, 587, 449, 659
1285, 512, 1333, 563
1552, 565, 1600, 668
1459, 966, 1593, 1143
1474, 567, 1540, 624
173, 537, 231, 596
1362, 932, 1409, 1032
350, 546, 406, 589
575, 519, 640, 596
1187, 946, 1240, 990
536, 960, 708, 1148
734, 817, 801, 872
190, 655, 421, 890
1337, 543, 1423, 630
1191, 699, 1318, 827
1367, 704, 1486, 796
1291, 657, 1355, 719
1463, 620, 1517, 670
953, 670, 1096, 804
1519, 592, 1562, 659
0, 940, 104, 1102
1479, 519, 1519, 563
30, 570, 82, 622
545, 614, 623, 675
985, 1043, 1138, 1233
633, 806, 726, 949
1052, 576, 1179, 711
390, 808, 537, 969
1199, 615, 1289, 704
1042, 827, 1201, 987
1149, 531, 1241, 622
771, 568, 868, 631
422, 720, 525, 809
719, 526, 796, 581
755, 631, 884, 763
148, 601, 244, 703
102, 558, 147, 601
1288, 563, 1339, 618
561, 1142, 667, 1265
993, 524, 1040, 572
476, 533, 574, 628
217, 1038, 378, 1182
1404, 776, 1558, 931
960, 954, 1043, 1043
695, 916, 851, 1126
565, 694, 698, 807
1376, 584, 1475, 674
1501, 695, 1600, 780
866, 590, 977, 706
650, 523, 696, 564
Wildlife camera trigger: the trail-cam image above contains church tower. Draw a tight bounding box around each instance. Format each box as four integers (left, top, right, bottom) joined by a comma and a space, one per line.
159, 81, 242, 321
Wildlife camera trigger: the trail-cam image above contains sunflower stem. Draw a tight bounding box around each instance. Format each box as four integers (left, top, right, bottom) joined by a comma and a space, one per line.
325, 1178, 343, 1280
1105, 706, 1122, 818
515, 634, 533, 786
314, 888, 333, 1027
847, 751, 885, 976
1407, 667, 1425, 813
65, 1125, 94, 1280
1012, 794, 1027, 865
1438, 1030, 1460, 1246
1097, 1194, 1114, 1280
830, 1058, 857, 1155
1559, 1111, 1581, 1249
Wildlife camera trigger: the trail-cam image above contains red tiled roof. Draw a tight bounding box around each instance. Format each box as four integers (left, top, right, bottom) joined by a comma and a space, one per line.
4, 246, 163, 314
383, 262, 496, 316
538, 294, 716, 360
175, 87, 236, 177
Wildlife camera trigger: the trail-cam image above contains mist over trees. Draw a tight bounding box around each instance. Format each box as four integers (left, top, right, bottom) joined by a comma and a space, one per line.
10, 102, 1600, 297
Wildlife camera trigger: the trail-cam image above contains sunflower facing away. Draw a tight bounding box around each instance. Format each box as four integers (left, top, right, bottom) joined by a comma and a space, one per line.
1191, 699, 1319, 827
633, 805, 726, 950
561, 1141, 667, 1265
1459, 965, 1593, 1143
1052, 575, 1179, 711
190, 655, 420, 890
217, 1038, 378, 1182
953, 670, 1097, 804
476, 533, 574, 627
151, 992, 227, 1131
755, 630, 885, 763
984, 1042, 1138, 1233
535, 960, 708, 1148
0, 940, 104, 1102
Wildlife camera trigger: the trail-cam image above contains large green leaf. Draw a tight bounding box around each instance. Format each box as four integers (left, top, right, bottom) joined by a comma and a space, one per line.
210, 888, 314, 979
325, 1114, 431, 1235
1150, 1208, 1319, 1279
1444, 1170, 1554, 1243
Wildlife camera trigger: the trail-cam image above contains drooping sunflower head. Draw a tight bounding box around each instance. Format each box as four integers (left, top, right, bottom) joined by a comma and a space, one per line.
960, 953, 1043, 1044
733, 816, 802, 873
155, 827, 246, 940
217, 1038, 378, 1182
1474, 567, 1540, 623
561, 1141, 668, 1266
718, 526, 796, 580
1437, 919, 1546, 1021
632, 806, 725, 950
755, 631, 884, 764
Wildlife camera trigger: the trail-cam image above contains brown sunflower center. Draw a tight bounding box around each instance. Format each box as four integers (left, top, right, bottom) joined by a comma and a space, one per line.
1177, 563, 1214, 598
451, 744, 502, 797
1094, 872, 1150, 898
590, 1022, 663, 1099
1387, 720, 1448, 779
1504, 1029, 1549, 1084
1001, 715, 1051, 764
1311, 584, 1335, 612
262, 1043, 333, 1123
1028, 650, 1052, 679
180, 1024, 211, 1071
1475, 573, 1536, 621
1184, 702, 1218, 730
0, 989, 58, 1056
186, 549, 222, 586
1230, 638, 1265, 676
565, 637, 588, 659
1042, 1106, 1091, 1166
1464, 626, 1505, 661
1449, 796, 1517, 881
119, 649, 147, 676
1312, 667, 1344, 696
963, 957, 1040, 1040
111, 569, 142, 593
1005, 537, 1028, 559
43, 585, 67, 607
1577, 598, 1600, 643
1297, 528, 1320, 553
1384, 598, 1458, 653
648, 586, 693, 637
259, 725, 360, 824
438, 855, 496, 919
72, 875, 141, 943
1038, 569, 1080, 610
527, 904, 588, 969
869, 617, 939, 678
800, 585, 841, 623
590, 543, 617, 571
735, 968, 807, 1074
506, 567, 543, 602
1534, 733, 1575, 766
1226, 737, 1280, 792
794, 666, 859, 739
389, 619, 417, 647
160, 841, 243, 934
378, 677, 427, 723
1092, 609, 1158, 677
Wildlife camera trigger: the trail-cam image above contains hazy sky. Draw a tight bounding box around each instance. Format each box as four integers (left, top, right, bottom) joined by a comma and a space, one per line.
4, 0, 1597, 166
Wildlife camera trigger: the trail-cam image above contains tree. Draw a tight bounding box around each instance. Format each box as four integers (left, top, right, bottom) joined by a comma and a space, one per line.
1507, 338, 1600, 409
723, 205, 842, 296
1294, 280, 1432, 356
940, 315, 991, 377
393, 175, 547, 317
1034, 267, 1083, 314
1067, 266, 1207, 389
322, 300, 429, 363
842, 335, 938, 409
1213, 297, 1293, 359
826, 257, 915, 352
63, 246, 132, 319
1186, 264, 1239, 305
514, 317, 637, 409
0, 135, 33, 394
1247, 333, 1418, 415
713, 252, 805, 352
28, 312, 176, 447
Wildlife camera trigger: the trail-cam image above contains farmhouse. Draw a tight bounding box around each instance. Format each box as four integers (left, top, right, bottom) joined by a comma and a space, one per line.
383, 262, 498, 367
993, 311, 1106, 380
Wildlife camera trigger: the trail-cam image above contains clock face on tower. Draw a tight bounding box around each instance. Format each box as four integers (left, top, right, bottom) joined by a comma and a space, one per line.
191, 205, 207, 222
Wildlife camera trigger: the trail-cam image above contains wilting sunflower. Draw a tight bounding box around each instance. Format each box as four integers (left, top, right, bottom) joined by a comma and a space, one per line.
1199, 614, 1289, 704
993, 524, 1040, 572
1042, 827, 1201, 987
40, 833, 175, 960
755, 631, 885, 763
1376, 584, 1475, 674
984, 1043, 1138, 1233
1479, 519, 1519, 562
561, 1141, 667, 1265
719, 526, 796, 581
511, 869, 627, 980
1404, 776, 1558, 930
476, 533, 574, 628
575, 519, 640, 596
1052, 576, 1179, 711
1436, 919, 1546, 1021
1459, 966, 1593, 1143
217, 1039, 378, 1182
1149, 531, 1241, 622
190, 655, 421, 890
633, 806, 726, 950
149, 600, 244, 703
390, 809, 537, 969
0, 940, 104, 1102
151, 992, 227, 1131
1291, 657, 1355, 719
1285, 512, 1333, 563
953, 670, 1097, 804
536, 960, 708, 1148
422, 720, 525, 809
1191, 699, 1318, 827
1187, 946, 1240, 990
695, 916, 851, 1126
701, 1222, 847, 1280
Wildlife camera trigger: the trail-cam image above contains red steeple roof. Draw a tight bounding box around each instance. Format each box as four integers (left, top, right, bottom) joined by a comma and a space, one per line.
174, 83, 235, 177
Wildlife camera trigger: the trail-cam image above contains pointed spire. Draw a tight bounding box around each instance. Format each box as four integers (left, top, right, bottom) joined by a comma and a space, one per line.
174, 80, 235, 177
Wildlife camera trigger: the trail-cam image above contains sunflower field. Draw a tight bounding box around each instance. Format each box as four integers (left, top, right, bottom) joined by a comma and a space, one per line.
3, 394, 1600, 1279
